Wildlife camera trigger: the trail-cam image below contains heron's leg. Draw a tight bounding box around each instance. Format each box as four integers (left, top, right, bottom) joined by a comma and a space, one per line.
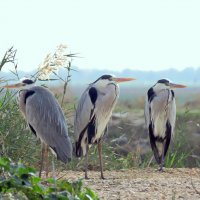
159, 141, 166, 172
39, 143, 45, 177
44, 144, 49, 178
97, 141, 105, 179
51, 155, 56, 181
85, 144, 89, 179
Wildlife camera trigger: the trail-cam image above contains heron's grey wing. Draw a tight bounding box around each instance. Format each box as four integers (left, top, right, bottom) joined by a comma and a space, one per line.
149, 122, 161, 164
77, 83, 118, 148
144, 94, 150, 128
163, 91, 176, 158
145, 87, 156, 128
74, 86, 96, 157
161, 90, 175, 158
145, 88, 161, 164
146, 95, 160, 163
74, 86, 95, 142
25, 86, 72, 163
168, 90, 176, 137
74, 84, 119, 157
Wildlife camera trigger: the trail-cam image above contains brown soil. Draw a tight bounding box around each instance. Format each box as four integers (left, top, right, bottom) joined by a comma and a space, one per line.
61, 168, 200, 200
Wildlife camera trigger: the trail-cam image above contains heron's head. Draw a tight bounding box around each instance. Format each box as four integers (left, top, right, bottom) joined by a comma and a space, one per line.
1, 78, 35, 90
154, 79, 186, 91
93, 74, 135, 88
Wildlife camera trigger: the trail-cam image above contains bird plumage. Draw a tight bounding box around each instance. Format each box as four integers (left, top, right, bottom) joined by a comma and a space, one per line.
18, 86, 72, 163
145, 79, 185, 170
74, 74, 134, 179
74, 79, 119, 157
145, 80, 175, 169
1, 78, 73, 177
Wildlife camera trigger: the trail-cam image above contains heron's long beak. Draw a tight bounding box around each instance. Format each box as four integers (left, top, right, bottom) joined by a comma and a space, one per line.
112, 77, 136, 83
1, 83, 24, 89
169, 83, 186, 88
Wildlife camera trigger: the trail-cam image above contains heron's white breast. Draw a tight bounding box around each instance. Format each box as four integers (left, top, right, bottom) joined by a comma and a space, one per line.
93, 84, 119, 141
151, 89, 173, 138
94, 112, 112, 141
153, 114, 168, 138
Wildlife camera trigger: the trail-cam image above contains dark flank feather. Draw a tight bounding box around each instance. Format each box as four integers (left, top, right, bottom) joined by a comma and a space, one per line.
164, 121, 172, 157
149, 123, 161, 164
89, 87, 97, 105
147, 87, 156, 102
149, 121, 172, 164
171, 90, 175, 98
29, 124, 36, 136
87, 115, 96, 144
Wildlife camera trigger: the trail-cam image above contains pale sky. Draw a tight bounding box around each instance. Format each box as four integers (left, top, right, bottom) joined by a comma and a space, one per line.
1, 0, 200, 72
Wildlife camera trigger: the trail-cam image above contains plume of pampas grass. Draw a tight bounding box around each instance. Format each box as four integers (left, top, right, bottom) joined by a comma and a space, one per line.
38, 44, 72, 80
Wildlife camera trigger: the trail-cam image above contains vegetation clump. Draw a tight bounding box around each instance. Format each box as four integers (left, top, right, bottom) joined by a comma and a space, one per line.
0, 157, 99, 200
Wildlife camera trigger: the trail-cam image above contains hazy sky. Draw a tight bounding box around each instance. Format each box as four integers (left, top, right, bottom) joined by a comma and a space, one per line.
1, 0, 200, 72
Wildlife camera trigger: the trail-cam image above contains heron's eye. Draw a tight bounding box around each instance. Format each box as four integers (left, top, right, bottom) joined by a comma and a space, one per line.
165, 81, 170, 86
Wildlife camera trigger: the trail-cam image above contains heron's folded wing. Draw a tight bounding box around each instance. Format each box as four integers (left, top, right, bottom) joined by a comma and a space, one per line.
144, 94, 151, 128
25, 87, 72, 161
74, 84, 119, 142
74, 86, 95, 141
168, 94, 176, 136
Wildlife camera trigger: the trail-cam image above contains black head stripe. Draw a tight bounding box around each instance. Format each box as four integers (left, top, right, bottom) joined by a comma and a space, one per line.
22, 79, 34, 84
100, 75, 113, 80
157, 79, 170, 84
93, 74, 113, 83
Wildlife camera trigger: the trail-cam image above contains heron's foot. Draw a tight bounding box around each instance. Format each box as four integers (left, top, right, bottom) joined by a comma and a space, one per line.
37, 171, 49, 178
159, 167, 163, 172
85, 172, 89, 179
100, 172, 105, 179
100, 175, 105, 179
158, 166, 165, 172
45, 173, 49, 178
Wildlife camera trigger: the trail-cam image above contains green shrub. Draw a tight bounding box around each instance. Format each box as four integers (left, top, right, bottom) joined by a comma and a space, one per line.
0, 157, 99, 200
165, 110, 197, 168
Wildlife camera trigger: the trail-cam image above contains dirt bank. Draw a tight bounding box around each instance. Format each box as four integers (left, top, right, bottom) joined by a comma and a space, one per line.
62, 168, 200, 200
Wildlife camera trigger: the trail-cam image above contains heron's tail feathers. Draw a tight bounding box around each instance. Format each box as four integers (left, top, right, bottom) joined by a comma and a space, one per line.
75, 141, 82, 157
51, 136, 73, 164
75, 141, 88, 157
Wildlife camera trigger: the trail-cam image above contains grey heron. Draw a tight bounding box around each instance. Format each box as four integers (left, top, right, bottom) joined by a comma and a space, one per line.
2, 78, 73, 177
74, 74, 135, 179
144, 79, 186, 171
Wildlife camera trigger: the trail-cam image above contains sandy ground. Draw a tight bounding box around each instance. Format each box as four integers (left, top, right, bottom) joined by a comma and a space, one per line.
61, 168, 200, 200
